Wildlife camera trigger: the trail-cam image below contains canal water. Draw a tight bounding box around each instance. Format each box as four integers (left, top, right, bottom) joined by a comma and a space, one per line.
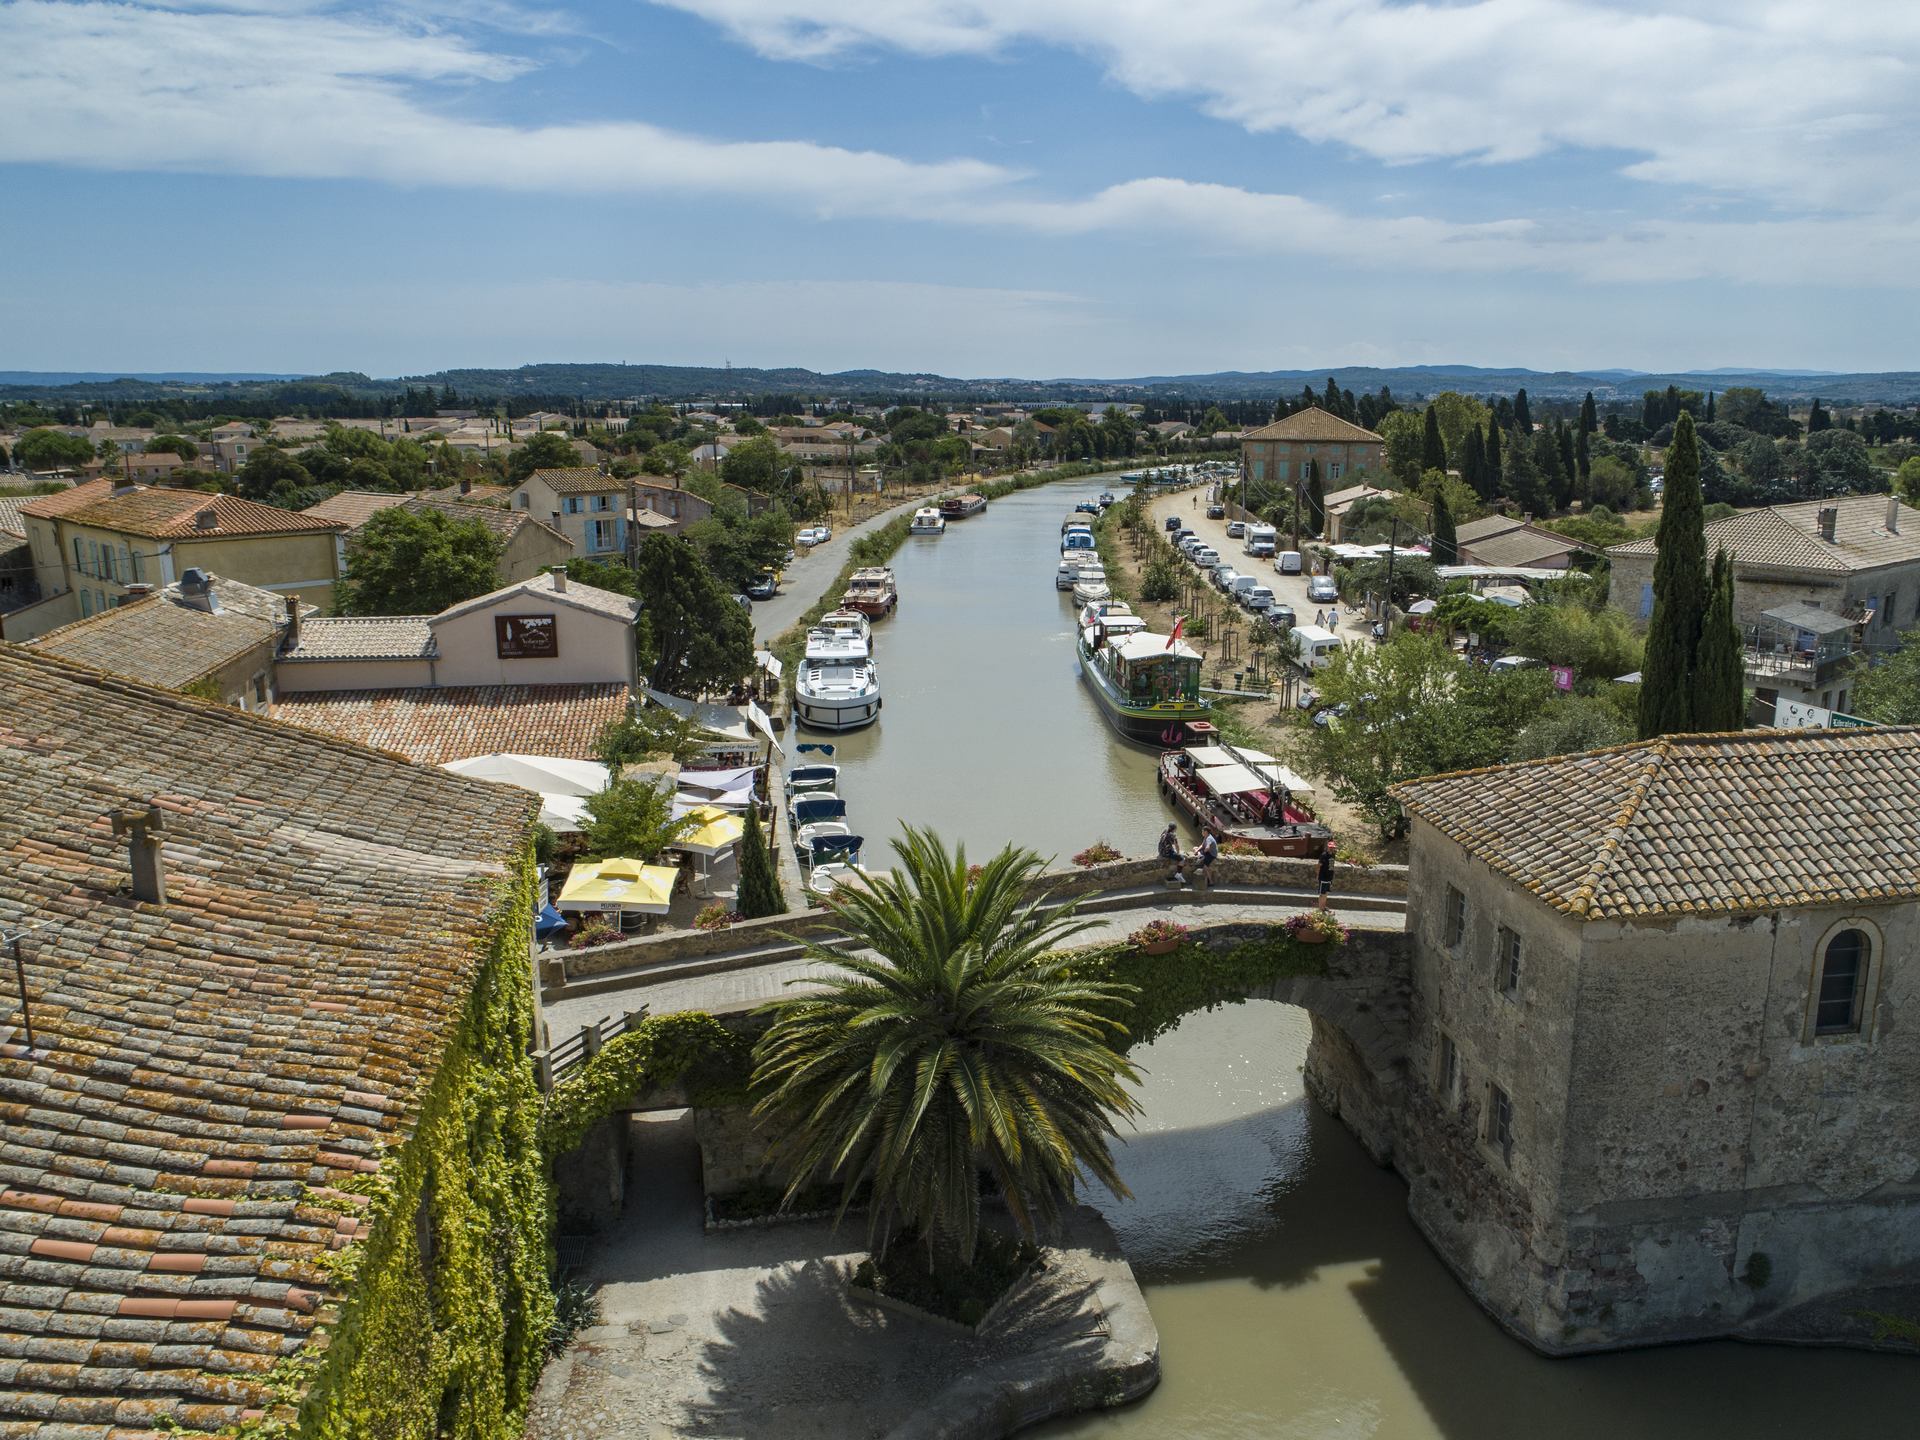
818, 480, 1170, 872
812, 481, 1917, 1438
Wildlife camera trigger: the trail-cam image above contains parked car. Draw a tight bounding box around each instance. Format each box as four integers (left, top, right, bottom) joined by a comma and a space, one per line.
1165, 514, 1184, 531
795, 526, 825, 546
1265, 605, 1297, 631
1307, 575, 1338, 603
1191, 545, 1220, 567
746, 574, 778, 600
1225, 520, 1246, 538
1228, 575, 1262, 604
732, 593, 753, 612
1212, 566, 1240, 592
1207, 503, 1227, 519
1241, 585, 1276, 612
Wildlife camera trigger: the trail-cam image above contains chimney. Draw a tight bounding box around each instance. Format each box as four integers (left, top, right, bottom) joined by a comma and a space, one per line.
552, 565, 567, 594
177, 568, 220, 614
193, 506, 219, 531
1888, 494, 1901, 534
123, 583, 154, 600
110, 805, 167, 905
283, 593, 301, 649
1817, 505, 1838, 542
459, 476, 472, 497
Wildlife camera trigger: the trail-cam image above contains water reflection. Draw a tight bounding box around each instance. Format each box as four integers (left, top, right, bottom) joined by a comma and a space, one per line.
1040, 1002, 1914, 1440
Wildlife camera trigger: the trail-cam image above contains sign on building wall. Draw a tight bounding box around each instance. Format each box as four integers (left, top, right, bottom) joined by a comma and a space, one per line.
1773, 698, 1874, 730
495, 613, 559, 659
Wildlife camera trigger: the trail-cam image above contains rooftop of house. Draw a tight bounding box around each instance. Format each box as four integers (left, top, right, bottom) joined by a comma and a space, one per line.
1454, 514, 1529, 545
267, 682, 633, 764
423, 482, 514, 505
1391, 727, 1920, 921
0, 643, 535, 1429
28, 574, 300, 689
21, 480, 345, 541
0, 497, 31, 541
520, 466, 621, 497
1323, 483, 1394, 512
401, 494, 570, 547
1608, 493, 1920, 574
1241, 409, 1385, 445
1462, 526, 1580, 569
299, 489, 409, 531
435, 570, 640, 626
278, 615, 437, 663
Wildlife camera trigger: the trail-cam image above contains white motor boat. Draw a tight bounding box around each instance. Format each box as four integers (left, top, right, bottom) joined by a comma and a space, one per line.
796, 628, 881, 731
787, 763, 841, 795
1056, 554, 1101, 590
1079, 599, 1134, 626
909, 507, 946, 534
1072, 566, 1112, 606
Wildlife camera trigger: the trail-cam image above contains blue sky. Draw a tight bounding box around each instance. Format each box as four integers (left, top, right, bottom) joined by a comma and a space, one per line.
2, 0, 1916, 378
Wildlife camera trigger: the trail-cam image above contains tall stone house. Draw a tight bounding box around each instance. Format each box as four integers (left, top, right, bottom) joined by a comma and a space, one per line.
1607, 493, 1920, 714
1239, 410, 1386, 498
1389, 729, 1920, 1352
301, 488, 575, 587
510, 467, 632, 560
8, 479, 345, 641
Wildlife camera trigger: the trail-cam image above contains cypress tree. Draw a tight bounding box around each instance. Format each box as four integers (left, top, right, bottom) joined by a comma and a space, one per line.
736, 805, 786, 918
1557, 422, 1576, 484
1704, 390, 1716, 424
1808, 398, 1830, 433
1461, 426, 1486, 498
1484, 419, 1503, 496
1514, 388, 1533, 435
1639, 411, 1708, 739
1575, 426, 1591, 497
1421, 406, 1447, 473
1305, 459, 1326, 536
1694, 547, 1745, 731
1430, 483, 1458, 565
1535, 427, 1569, 512
1578, 390, 1598, 437
1324, 377, 1343, 415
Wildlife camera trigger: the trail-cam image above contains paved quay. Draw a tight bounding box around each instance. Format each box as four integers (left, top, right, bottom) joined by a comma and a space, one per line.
524, 1114, 1153, 1440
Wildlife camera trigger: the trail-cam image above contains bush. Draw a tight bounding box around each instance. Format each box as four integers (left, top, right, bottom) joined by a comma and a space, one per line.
694, 904, 741, 931
1219, 838, 1264, 857
855, 1226, 1041, 1327
1072, 840, 1123, 867
546, 1279, 602, 1355
1283, 910, 1348, 943
567, 918, 619, 950
1128, 918, 1189, 948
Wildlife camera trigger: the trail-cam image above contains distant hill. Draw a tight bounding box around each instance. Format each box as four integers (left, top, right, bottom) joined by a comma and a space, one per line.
2, 362, 1916, 406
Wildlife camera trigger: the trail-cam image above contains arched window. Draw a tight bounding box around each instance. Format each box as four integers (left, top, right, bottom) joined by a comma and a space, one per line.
1815, 929, 1869, 1036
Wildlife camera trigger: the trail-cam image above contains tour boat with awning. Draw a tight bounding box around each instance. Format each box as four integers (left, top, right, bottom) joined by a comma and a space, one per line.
939, 493, 987, 518
1076, 624, 1213, 747
1157, 738, 1331, 856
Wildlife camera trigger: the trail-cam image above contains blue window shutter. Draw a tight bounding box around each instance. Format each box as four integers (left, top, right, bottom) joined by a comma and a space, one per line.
1640, 583, 1653, 618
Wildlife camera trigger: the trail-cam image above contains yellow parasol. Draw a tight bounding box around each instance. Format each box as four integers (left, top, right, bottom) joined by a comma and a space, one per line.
556, 857, 679, 915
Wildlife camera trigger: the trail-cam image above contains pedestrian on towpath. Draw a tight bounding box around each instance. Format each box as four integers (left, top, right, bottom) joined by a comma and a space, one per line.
1316, 839, 1337, 909
1158, 823, 1187, 887
1194, 831, 1219, 891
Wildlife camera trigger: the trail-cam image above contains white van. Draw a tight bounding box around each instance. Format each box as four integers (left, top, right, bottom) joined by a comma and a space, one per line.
1276, 549, 1304, 575
1244, 524, 1278, 558
1228, 575, 1262, 604
1290, 624, 1344, 670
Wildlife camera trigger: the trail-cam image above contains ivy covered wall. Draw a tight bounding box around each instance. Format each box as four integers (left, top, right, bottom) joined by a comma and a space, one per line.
277, 847, 555, 1440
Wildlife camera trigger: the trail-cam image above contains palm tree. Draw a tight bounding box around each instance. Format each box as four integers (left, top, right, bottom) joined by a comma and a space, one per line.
752, 827, 1140, 1272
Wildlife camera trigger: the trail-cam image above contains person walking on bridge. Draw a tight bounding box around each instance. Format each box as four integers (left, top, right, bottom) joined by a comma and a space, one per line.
1316, 839, 1337, 910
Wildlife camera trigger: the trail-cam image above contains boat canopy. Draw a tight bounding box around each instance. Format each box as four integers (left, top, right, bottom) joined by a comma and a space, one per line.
791, 795, 848, 825
1113, 632, 1202, 663
1199, 761, 1316, 795
1185, 745, 1276, 768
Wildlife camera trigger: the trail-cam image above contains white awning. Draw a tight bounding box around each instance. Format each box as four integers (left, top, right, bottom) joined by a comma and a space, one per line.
755, 650, 784, 680
1198, 760, 1315, 794
1185, 745, 1277, 768
644, 689, 752, 743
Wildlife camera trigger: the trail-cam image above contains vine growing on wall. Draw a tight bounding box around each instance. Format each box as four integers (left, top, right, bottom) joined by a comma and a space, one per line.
1070, 930, 1334, 1048
538, 1011, 753, 1159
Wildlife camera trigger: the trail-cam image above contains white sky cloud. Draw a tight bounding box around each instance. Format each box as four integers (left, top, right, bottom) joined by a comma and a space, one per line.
2, 1, 1915, 290
655, 0, 1920, 215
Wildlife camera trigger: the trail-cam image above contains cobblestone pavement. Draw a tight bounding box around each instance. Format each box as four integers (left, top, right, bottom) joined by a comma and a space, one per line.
524, 1114, 1115, 1439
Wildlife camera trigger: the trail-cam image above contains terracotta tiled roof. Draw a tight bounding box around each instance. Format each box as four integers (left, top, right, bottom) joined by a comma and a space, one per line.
433, 572, 639, 627
1454, 514, 1528, 545
1392, 728, 1920, 920
525, 467, 619, 496
1241, 409, 1384, 444
279, 616, 436, 662
28, 577, 295, 689
1608, 495, 1920, 574
23, 483, 343, 540
267, 683, 632, 765
0, 644, 535, 1432
299, 490, 408, 530
423, 483, 514, 505
1461, 527, 1578, 568
0, 498, 30, 540
402, 495, 569, 548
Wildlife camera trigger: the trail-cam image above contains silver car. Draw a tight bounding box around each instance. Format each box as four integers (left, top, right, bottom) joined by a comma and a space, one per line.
1307, 575, 1338, 603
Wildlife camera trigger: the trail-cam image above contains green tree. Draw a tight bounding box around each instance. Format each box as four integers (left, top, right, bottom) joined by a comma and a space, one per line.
1693, 548, 1744, 731
751, 828, 1139, 1269
1513, 388, 1533, 435
1421, 406, 1447, 473
720, 434, 783, 493
147, 434, 201, 461
1850, 628, 1920, 723
1896, 456, 1920, 504
1305, 459, 1326, 536
507, 430, 583, 483
632, 532, 753, 696
15, 427, 96, 471
337, 506, 501, 615
735, 806, 785, 918
593, 705, 719, 769
580, 774, 697, 860
1510, 695, 1633, 760
1429, 483, 1458, 565
1578, 391, 1598, 437
1425, 392, 1492, 462
1639, 411, 1707, 739
1806, 398, 1830, 433
1484, 419, 1503, 496
1377, 409, 1426, 484
1198, 406, 1231, 436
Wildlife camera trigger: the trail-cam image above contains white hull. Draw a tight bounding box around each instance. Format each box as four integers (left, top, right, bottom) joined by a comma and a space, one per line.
1073, 579, 1112, 605
909, 509, 946, 534
795, 665, 882, 731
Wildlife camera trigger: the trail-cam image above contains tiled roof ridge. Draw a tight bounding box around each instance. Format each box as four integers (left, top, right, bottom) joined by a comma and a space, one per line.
0, 642, 507, 793
1562, 740, 1672, 917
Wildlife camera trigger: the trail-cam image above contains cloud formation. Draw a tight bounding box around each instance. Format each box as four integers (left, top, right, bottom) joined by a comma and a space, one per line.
654, 0, 1920, 214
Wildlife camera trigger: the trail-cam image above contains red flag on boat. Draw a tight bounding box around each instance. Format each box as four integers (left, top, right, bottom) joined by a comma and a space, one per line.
1166, 616, 1184, 649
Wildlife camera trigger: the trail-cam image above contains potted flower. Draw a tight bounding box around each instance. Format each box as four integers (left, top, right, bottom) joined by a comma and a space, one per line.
694, 904, 743, 932
567, 917, 619, 950
1220, 838, 1264, 857
1284, 910, 1347, 946
1129, 918, 1189, 956
1072, 840, 1123, 868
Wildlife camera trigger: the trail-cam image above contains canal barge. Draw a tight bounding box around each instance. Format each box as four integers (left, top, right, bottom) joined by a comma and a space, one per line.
940, 493, 988, 519
909, 507, 946, 534
795, 627, 881, 731
840, 567, 898, 618
1158, 741, 1331, 856
1076, 623, 1213, 747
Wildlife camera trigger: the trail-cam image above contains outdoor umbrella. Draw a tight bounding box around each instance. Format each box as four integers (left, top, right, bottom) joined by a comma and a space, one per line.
555, 858, 678, 917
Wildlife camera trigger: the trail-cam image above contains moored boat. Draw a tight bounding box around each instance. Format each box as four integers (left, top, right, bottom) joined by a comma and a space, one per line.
1056, 553, 1099, 590
787, 763, 841, 795
796, 627, 881, 731
910, 507, 946, 534
1071, 566, 1112, 606
1075, 624, 1212, 747
840, 566, 898, 617
1157, 741, 1331, 856
939, 493, 988, 519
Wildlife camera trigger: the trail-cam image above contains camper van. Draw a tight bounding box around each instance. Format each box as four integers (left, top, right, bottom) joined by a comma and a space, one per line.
1290, 624, 1344, 670
1244, 524, 1278, 558
1275, 549, 1304, 575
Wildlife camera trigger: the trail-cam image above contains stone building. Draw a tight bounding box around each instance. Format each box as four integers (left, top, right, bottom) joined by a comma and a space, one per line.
1239, 409, 1386, 495
1607, 493, 1920, 679
1388, 729, 1920, 1352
